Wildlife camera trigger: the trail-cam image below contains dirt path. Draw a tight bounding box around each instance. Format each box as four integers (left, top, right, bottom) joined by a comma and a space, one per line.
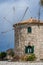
0, 61, 43, 65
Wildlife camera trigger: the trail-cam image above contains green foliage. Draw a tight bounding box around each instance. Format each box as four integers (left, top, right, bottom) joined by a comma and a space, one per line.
20, 54, 36, 61
8, 51, 14, 57
0, 52, 7, 60
26, 54, 36, 61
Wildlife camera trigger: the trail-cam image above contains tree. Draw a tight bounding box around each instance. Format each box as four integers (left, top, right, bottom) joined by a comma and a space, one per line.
0, 52, 7, 60
6, 49, 14, 57
40, 0, 43, 6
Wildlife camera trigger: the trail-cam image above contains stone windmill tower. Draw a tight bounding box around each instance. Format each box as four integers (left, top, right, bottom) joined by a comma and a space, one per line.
13, 18, 43, 61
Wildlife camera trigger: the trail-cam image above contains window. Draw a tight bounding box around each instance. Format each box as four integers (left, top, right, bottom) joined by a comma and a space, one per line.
25, 46, 34, 54
28, 27, 32, 33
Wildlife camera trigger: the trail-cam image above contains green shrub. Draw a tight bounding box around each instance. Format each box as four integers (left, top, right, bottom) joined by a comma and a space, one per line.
0, 52, 7, 60
9, 51, 14, 57
26, 54, 36, 61
20, 54, 36, 61
7, 49, 14, 57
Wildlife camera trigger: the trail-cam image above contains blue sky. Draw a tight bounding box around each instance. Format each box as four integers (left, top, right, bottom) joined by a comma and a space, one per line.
0, 0, 43, 52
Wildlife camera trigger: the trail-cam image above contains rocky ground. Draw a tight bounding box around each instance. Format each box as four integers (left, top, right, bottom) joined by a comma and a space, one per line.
0, 61, 43, 65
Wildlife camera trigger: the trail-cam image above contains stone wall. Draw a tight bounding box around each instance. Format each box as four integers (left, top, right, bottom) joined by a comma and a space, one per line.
14, 24, 43, 61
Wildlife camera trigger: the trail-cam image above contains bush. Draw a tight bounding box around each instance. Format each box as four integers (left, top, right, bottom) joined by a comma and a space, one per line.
20, 54, 36, 61
12, 55, 20, 61
6, 49, 14, 57
26, 54, 36, 61
9, 51, 14, 57
20, 55, 28, 61
0, 52, 7, 60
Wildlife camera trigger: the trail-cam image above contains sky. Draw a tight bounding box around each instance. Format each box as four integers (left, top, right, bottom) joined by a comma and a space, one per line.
0, 0, 43, 52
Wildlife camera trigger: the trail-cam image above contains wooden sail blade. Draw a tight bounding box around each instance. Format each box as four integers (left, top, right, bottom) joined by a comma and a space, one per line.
1, 28, 14, 34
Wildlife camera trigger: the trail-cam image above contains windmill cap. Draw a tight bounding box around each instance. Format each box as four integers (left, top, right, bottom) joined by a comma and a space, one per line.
13, 18, 43, 27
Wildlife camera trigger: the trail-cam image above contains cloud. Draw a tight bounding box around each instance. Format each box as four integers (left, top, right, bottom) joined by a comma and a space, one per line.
0, 0, 43, 51
0, 0, 29, 51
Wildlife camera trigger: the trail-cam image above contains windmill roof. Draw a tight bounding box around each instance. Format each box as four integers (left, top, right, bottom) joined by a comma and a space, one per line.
13, 18, 43, 27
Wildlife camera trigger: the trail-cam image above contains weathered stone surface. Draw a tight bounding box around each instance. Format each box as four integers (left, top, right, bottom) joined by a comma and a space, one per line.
14, 24, 43, 61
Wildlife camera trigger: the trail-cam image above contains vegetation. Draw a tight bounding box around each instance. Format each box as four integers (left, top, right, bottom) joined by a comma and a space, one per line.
26, 54, 36, 61
12, 55, 20, 61
40, 0, 43, 6
6, 49, 14, 57
20, 54, 36, 61
0, 49, 14, 60
0, 49, 36, 61
0, 52, 7, 60
8, 51, 14, 57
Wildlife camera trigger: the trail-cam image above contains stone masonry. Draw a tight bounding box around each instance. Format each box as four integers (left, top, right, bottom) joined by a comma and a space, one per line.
13, 18, 43, 61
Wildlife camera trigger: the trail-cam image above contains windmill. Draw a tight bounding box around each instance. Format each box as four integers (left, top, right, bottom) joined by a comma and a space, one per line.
1, 6, 15, 34
1, 17, 14, 34
1, 7, 31, 34
1, 6, 32, 49
1, 6, 15, 49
